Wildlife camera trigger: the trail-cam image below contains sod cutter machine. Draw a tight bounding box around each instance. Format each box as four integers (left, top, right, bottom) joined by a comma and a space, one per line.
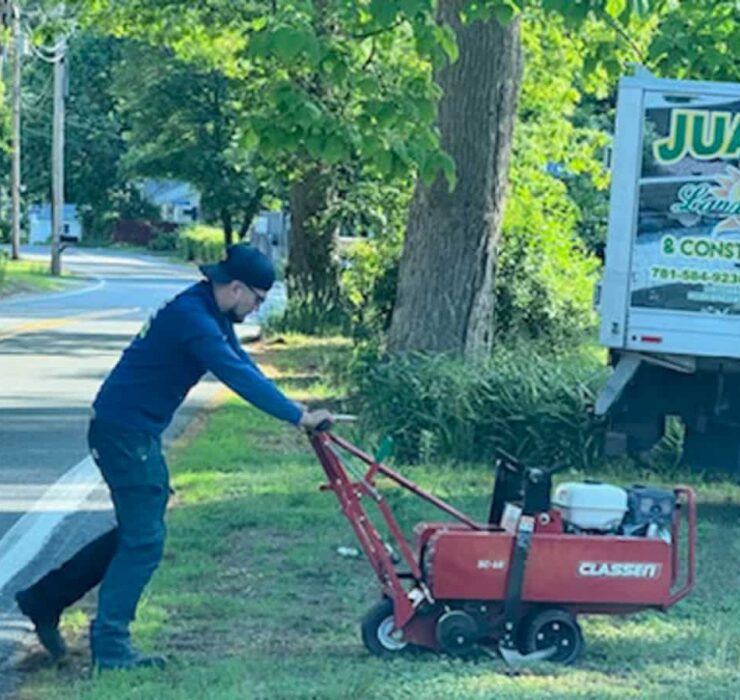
309, 420, 696, 665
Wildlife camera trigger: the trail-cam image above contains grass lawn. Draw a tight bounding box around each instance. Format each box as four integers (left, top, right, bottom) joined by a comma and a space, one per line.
13, 336, 740, 699
0, 258, 72, 298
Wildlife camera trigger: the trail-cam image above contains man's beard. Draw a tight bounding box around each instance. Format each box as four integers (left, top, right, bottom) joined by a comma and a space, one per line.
226, 308, 243, 323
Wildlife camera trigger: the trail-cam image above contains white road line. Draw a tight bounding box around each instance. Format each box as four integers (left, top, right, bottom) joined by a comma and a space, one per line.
0, 457, 102, 595
41, 276, 106, 302
0, 277, 106, 308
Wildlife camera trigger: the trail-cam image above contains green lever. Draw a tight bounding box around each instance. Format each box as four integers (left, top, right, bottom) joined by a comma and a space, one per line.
374, 436, 394, 463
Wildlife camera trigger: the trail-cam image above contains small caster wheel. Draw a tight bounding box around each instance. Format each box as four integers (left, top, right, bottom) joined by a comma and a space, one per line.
361, 599, 408, 656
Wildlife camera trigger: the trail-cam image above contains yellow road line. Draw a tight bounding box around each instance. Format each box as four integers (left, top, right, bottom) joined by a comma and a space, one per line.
0, 308, 140, 343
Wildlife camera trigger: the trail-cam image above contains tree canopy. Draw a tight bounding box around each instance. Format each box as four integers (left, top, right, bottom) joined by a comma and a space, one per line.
5, 0, 735, 349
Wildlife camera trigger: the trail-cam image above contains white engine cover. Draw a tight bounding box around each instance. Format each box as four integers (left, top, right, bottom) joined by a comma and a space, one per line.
553, 482, 628, 531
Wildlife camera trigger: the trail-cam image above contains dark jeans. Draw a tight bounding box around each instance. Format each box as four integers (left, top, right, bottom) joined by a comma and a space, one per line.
19, 420, 169, 659
19, 527, 118, 623
87, 419, 170, 660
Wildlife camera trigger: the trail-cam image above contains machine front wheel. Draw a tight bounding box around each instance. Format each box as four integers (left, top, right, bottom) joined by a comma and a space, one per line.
361, 599, 409, 656
521, 608, 584, 665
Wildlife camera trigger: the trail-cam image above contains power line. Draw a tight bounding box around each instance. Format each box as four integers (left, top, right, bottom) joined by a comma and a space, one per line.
22, 101, 120, 138
25, 40, 65, 64
20, 73, 53, 106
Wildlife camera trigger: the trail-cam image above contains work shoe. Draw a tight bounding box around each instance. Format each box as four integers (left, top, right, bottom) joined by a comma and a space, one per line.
14, 589, 68, 661
92, 650, 167, 672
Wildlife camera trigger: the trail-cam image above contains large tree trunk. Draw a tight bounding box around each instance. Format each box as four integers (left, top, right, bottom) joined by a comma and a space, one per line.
221, 208, 234, 247
287, 168, 337, 305
388, 3, 523, 357
239, 185, 265, 240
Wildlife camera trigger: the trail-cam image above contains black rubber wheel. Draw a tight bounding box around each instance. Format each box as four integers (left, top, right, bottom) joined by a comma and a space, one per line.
522, 608, 584, 665
361, 599, 409, 656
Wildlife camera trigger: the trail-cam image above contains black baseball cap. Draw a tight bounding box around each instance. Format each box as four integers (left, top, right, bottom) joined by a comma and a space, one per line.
199, 244, 276, 290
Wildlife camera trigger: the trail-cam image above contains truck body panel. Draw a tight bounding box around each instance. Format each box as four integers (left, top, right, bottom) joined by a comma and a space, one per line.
597, 70, 740, 471
600, 72, 740, 358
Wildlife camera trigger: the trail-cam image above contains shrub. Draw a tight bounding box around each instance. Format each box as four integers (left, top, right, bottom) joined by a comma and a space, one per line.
275, 174, 411, 339
497, 147, 601, 347
353, 342, 608, 470
269, 237, 403, 339
176, 225, 225, 263
339, 235, 401, 342
148, 231, 179, 251
268, 292, 349, 336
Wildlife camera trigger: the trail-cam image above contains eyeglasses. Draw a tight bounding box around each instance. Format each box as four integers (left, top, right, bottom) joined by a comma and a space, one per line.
247, 285, 268, 304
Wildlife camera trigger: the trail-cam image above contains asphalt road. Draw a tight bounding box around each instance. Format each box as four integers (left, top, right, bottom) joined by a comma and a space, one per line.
0, 246, 265, 693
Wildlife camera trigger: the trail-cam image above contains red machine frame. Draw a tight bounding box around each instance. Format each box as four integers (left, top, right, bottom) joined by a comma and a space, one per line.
310, 429, 696, 655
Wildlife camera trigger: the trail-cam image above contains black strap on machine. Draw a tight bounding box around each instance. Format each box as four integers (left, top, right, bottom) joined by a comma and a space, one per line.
499, 467, 552, 654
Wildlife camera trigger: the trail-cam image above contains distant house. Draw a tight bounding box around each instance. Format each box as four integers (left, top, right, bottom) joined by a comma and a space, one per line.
28, 203, 82, 244
139, 180, 201, 224
250, 210, 289, 266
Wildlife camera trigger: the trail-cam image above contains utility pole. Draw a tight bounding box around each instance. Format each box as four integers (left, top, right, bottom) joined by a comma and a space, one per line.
10, 1, 21, 261
0, 1, 10, 78
50, 36, 65, 276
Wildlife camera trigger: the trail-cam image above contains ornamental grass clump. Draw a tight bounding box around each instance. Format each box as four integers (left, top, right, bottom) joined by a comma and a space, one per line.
355, 344, 608, 471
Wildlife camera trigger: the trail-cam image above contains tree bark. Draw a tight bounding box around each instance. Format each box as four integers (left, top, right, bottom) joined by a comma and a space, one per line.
388, 2, 523, 357
239, 185, 265, 240
287, 168, 337, 305
221, 208, 233, 247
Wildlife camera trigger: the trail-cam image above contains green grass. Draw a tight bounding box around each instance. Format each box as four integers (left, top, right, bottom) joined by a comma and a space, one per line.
14, 336, 740, 699
0, 258, 71, 297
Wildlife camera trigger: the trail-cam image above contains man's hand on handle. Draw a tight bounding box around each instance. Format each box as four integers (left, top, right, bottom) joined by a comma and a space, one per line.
299, 408, 334, 431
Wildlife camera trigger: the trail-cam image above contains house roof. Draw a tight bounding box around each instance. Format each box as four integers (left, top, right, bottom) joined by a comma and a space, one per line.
28, 203, 78, 220
139, 180, 201, 206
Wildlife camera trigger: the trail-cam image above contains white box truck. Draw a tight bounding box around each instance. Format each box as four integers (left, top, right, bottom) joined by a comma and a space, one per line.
595, 67, 740, 472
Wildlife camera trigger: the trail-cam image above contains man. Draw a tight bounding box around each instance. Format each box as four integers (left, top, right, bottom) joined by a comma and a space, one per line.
14, 244, 333, 671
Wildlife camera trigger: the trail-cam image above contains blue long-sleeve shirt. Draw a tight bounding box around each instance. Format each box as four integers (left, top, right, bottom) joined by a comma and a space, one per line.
93, 281, 302, 436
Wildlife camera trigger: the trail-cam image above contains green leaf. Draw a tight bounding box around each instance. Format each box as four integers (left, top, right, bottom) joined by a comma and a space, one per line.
302, 34, 321, 66
493, 4, 516, 26
323, 135, 346, 164
437, 24, 459, 62
369, 0, 398, 27
374, 148, 393, 176
249, 16, 268, 32
541, 0, 569, 13
299, 101, 323, 125
247, 31, 271, 59
603, 58, 622, 76
272, 26, 306, 63
439, 152, 457, 191
361, 134, 385, 158
419, 156, 440, 186
391, 139, 410, 164
239, 128, 259, 152
630, 0, 651, 16
567, 2, 590, 23
463, 4, 493, 22
399, 0, 432, 16
375, 102, 398, 128
305, 132, 323, 159
415, 97, 436, 124
605, 0, 627, 17
374, 436, 395, 463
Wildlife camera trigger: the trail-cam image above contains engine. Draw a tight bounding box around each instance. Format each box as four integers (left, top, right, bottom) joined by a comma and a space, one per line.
553, 481, 676, 541
621, 485, 676, 540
